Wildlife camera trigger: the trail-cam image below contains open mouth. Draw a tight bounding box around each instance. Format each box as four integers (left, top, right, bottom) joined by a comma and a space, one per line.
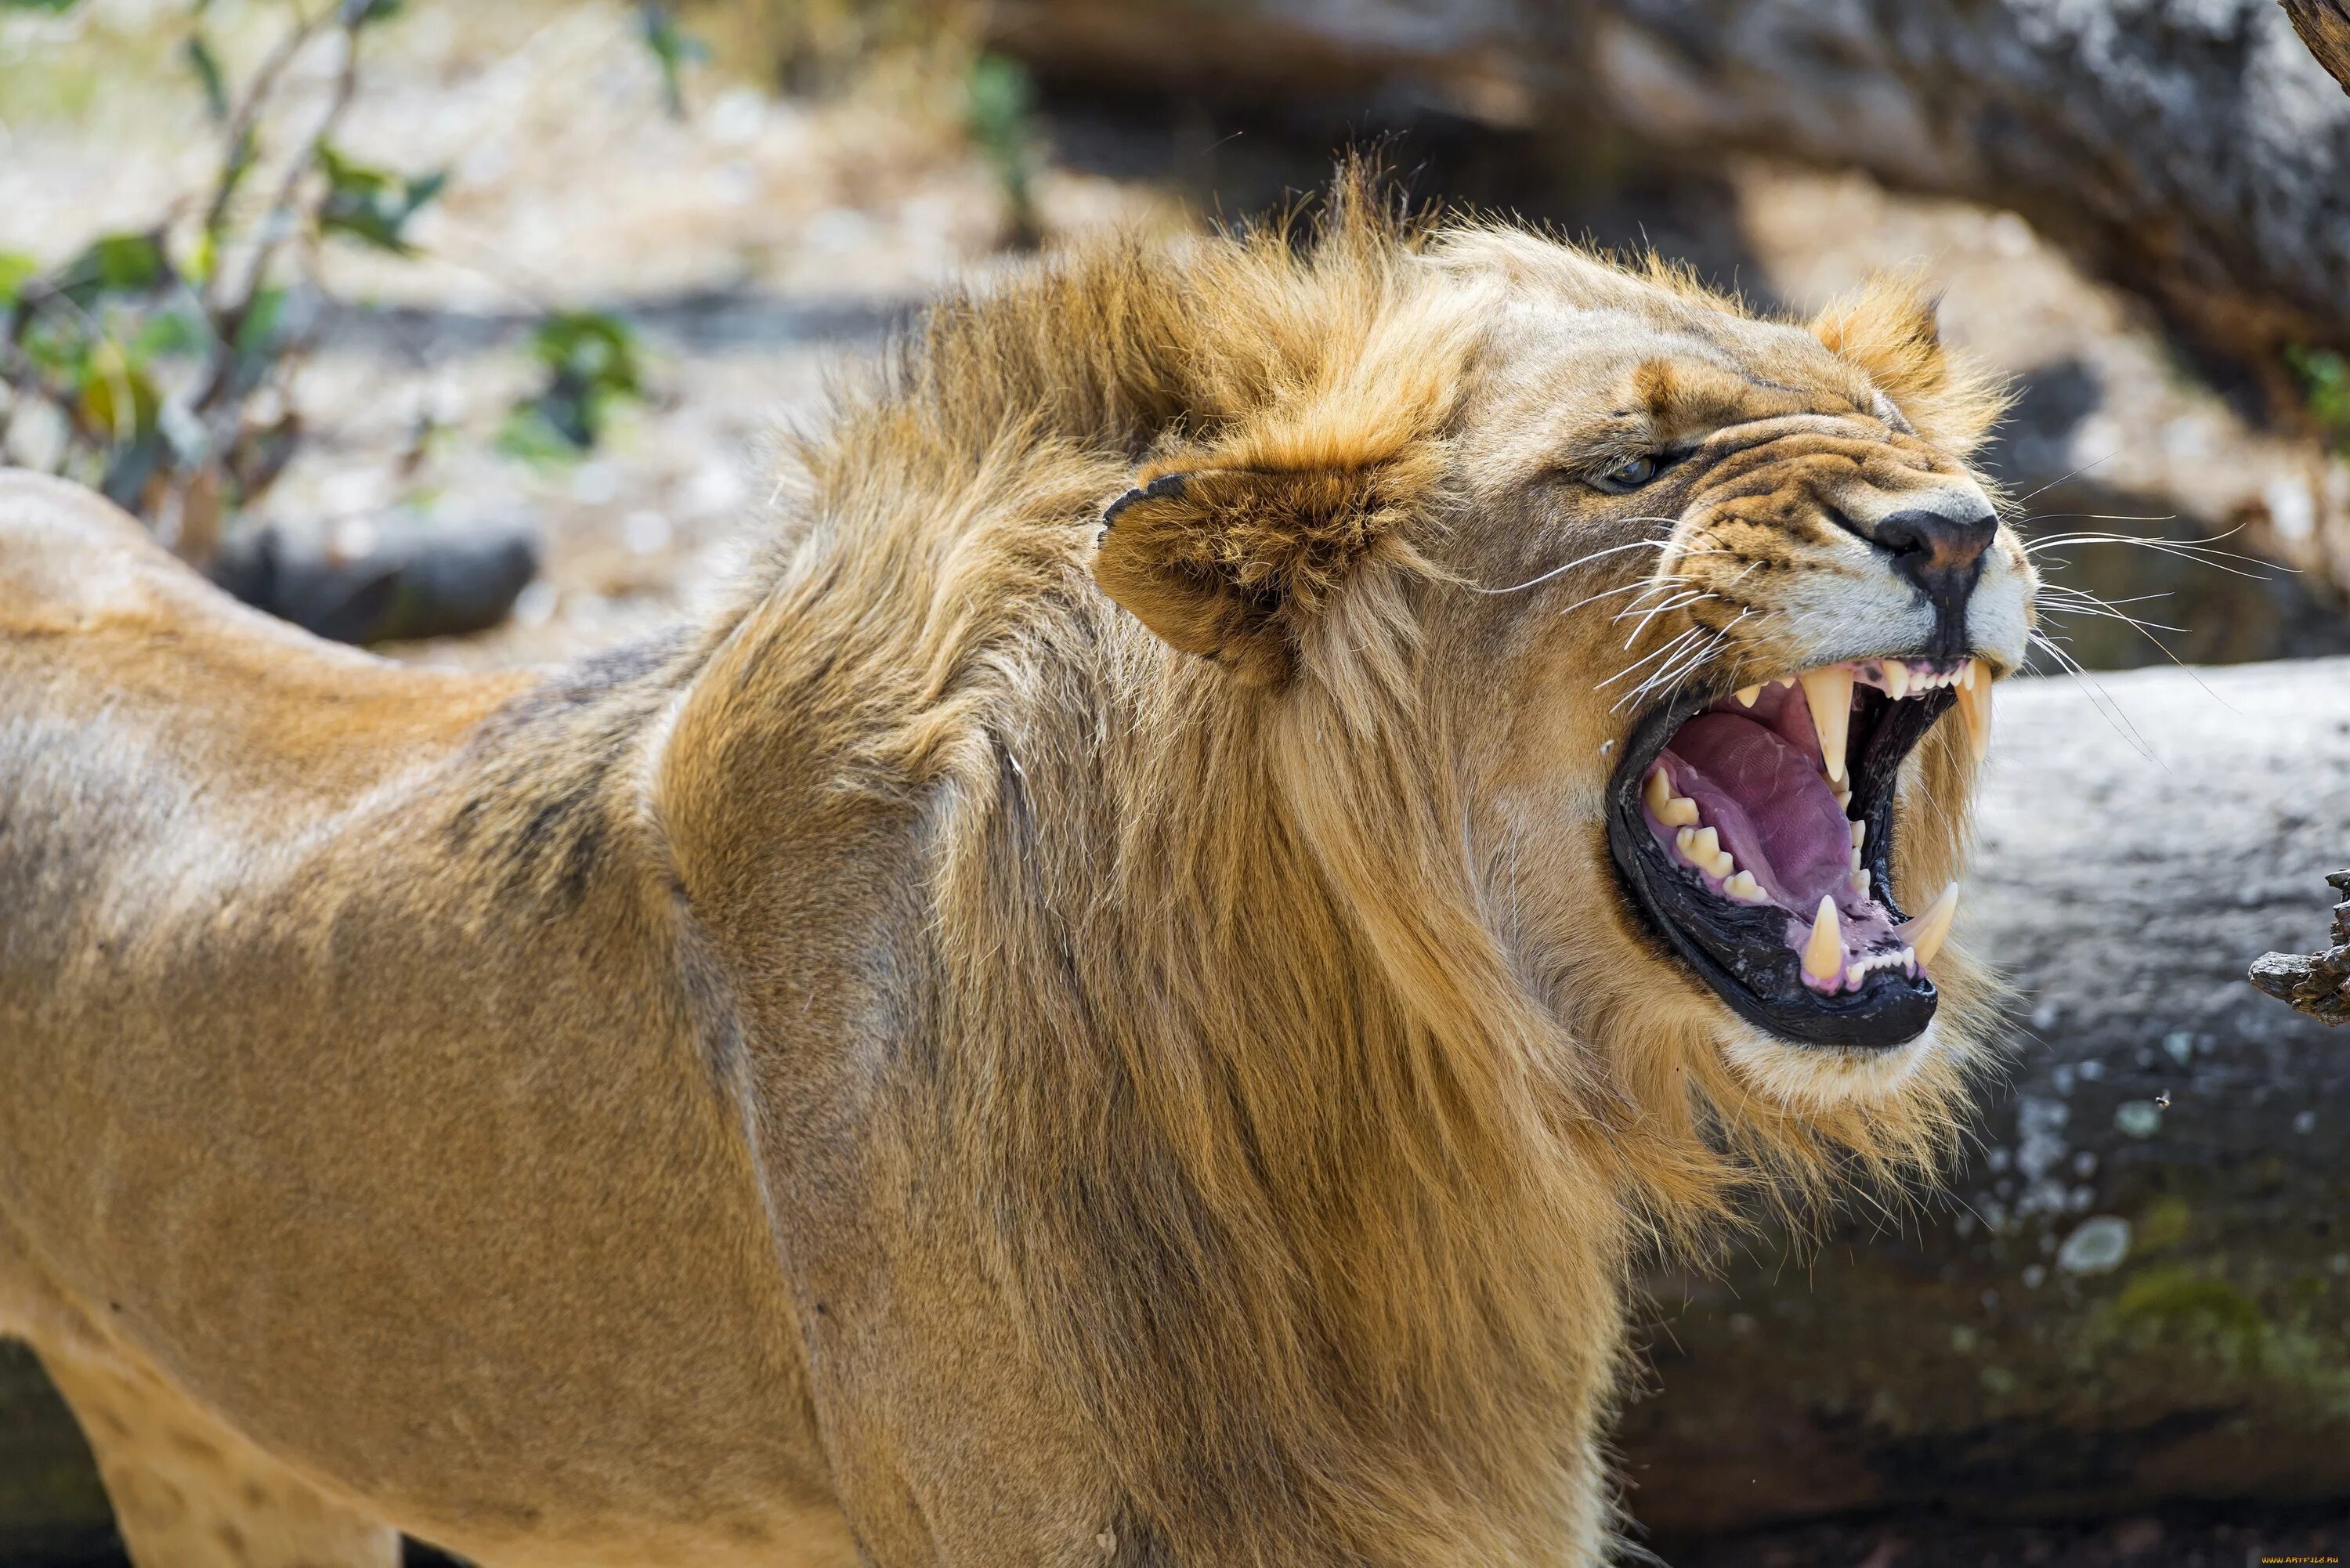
1605, 658, 1992, 1049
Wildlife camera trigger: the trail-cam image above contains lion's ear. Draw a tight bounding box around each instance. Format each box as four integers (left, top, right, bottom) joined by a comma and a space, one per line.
1093, 453, 1430, 685
1810, 277, 2005, 454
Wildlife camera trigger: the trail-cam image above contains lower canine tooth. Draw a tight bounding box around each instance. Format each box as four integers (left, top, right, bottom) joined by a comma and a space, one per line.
1799, 665, 1855, 783
1902, 881, 1960, 969
1954, 662, 1992, 761
1802, 896, 1843, 985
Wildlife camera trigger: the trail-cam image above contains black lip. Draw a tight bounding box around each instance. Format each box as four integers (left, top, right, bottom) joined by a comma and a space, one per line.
1604, 679, 1955, 1050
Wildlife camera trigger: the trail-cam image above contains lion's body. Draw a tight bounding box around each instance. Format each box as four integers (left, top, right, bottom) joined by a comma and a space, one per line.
0, 476, 856, 1566
0, 192, 2023, 1566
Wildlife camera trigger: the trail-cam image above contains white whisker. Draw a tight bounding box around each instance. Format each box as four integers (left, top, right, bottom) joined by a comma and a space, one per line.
1467, 537, 1674, 596
1615, 589, 1717, 646
2028, 631, 2162, 765
1596, 625, 1705, 692
2002, 450, 2120, 510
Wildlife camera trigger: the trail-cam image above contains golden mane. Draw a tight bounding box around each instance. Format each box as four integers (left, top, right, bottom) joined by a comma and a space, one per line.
634, 179, 2005, 1559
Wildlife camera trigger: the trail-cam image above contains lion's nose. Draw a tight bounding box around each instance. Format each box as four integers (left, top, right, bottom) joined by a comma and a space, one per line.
1871, 505, 1998, 656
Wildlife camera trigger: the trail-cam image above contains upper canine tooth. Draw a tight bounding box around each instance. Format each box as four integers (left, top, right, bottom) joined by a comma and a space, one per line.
1883, 661, 1910, 701
1904, 881, 1960, 969
1953, 661, 1992, 761
1735, 684, 1762, 707
1799, 665, 1856, 783
1802, 896, 1843, 985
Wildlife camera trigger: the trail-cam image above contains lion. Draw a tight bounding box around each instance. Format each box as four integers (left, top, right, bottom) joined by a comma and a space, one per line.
0, 180, 2030, 1567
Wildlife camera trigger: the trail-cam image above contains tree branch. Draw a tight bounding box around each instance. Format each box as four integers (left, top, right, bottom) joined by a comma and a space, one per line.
2283, 0, 2350, 96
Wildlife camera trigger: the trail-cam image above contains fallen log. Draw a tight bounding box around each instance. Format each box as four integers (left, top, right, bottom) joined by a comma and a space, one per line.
992, 0, 2350, 374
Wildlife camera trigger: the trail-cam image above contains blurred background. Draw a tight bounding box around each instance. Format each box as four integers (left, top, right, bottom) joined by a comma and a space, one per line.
5, 2, 2350, 1564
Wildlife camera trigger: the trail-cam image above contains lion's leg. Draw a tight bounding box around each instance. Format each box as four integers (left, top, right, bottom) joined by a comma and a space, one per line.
40, 1349, 400, 1568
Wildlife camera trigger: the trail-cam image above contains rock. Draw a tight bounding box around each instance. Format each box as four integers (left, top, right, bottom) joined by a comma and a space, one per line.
211, 513, 540, 645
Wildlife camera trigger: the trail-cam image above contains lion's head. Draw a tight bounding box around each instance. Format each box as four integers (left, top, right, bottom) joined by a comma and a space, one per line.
1069, 193, 2029, 1198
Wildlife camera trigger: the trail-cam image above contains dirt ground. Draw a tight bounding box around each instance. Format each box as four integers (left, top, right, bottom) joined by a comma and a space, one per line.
5, 4, 2350, 1565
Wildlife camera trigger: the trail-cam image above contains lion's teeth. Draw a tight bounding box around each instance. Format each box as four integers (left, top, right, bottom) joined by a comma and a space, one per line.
1799, 665, 1854, 783
1735, 684, 1761, 707
1849, 868, 1871, 897
1883, 660, 1910, 701
1953, 660, 1992, 761
1849, 820, 1867, 850
1724, 870, 1767, 903
1676, 825, 1729, 876
1902, 881, 1960, 969
1802, 896, 1843, 985
1681, 825, 1733, 878
1646, 768, 1701, 827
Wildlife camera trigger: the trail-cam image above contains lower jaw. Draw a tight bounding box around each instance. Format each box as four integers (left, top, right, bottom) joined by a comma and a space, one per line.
1603, 681, 1950, 1051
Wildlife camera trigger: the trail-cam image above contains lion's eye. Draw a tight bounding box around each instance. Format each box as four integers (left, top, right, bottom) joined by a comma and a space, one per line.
1591, 453, 1661, 494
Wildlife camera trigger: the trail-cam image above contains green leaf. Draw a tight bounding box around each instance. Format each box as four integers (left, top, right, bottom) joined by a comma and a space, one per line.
495, 405, 581, 467
636, 2, 706, 119
2284, 345, 2350, 453
340, 0, 403, 25
967, 53, 1036, 158
74, 344, 161, 444
0, 251, 38, 308
128, 305, 207, 361
313, 143, 446, 254
52, 233, 172, 307
184, 32, 230, 123
0, 0, 84, 13
505, 309, 645, 456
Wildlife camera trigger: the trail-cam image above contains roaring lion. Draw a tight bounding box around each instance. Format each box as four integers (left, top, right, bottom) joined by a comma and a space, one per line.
0, 184, 2030, 1566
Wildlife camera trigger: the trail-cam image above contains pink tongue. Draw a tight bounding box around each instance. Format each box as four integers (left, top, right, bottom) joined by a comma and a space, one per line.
1660, 714, 1851, 907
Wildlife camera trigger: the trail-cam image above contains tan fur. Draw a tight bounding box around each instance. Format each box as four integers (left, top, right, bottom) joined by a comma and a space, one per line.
0, 179, 2030, 1566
